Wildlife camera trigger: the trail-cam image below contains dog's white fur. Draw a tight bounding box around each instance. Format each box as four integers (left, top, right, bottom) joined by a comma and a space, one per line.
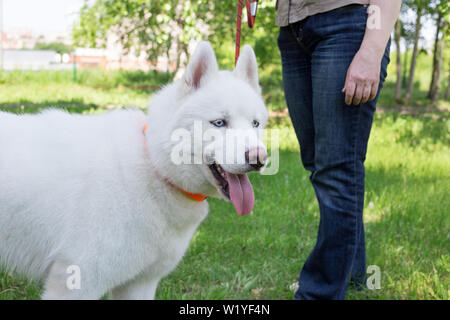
0, 42, 268, 299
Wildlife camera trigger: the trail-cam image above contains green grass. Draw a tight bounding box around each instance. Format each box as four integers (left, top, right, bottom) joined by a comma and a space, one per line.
155, 113, 449, 300
2, 112, 446, 300
0, 69, 173, 115
0, 61, 449, 299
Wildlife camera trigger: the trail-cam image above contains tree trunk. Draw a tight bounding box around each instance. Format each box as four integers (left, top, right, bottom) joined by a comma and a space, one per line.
174, 38, 182, 73
444, 65, 450, 100
428, 12, 444, 102
394, 20, 403, 102
430, 22, 446, 104
402, 44, 409, 88
405, 5, 423, 103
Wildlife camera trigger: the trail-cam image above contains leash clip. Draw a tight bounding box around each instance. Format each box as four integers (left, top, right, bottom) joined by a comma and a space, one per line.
250, 0, 258, 17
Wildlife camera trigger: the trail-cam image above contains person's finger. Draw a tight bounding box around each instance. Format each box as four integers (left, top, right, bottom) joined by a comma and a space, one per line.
344, 80, 356, 106
369, 80, 379, 101
361, 83, 372, 104
352, 83, 364, 106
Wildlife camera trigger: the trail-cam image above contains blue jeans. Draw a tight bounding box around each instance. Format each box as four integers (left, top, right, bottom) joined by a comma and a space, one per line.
277, 5, 390, 299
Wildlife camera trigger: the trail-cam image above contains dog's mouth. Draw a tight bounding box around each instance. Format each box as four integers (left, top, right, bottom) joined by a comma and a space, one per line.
208, 163, 255, 216
209, 163, 230, 199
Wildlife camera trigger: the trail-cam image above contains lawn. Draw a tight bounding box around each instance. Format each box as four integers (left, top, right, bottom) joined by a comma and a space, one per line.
0, 58, 449, 300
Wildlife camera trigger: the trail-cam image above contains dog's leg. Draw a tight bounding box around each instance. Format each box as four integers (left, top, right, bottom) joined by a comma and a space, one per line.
110, 274, 159, 300
42, 259, 106, 300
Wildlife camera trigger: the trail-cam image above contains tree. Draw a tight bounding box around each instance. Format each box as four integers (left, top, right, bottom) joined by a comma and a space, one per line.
401, 19, 416, 89
197, 0, 278, 68
445, 67, 450, 100
73, 0, 209, 72
404, 0, 429, 104
72, 0, 279, 72
428, 0, 449, 104
394, 3, 414, 103
34, 42, 73, 63
394, 19, 403, 102
34, 42, 72, 54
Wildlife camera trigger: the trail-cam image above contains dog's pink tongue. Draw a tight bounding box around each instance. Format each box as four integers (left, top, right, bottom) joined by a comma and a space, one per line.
225, 172, 255, 216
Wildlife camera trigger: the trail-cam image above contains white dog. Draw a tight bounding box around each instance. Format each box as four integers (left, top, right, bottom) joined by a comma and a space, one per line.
0, 42, 268, 299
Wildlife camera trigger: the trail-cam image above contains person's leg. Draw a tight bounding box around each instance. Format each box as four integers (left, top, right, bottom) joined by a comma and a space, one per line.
293, 5, 390, 299
277, 22, 314, 172
350, 41, 390, 288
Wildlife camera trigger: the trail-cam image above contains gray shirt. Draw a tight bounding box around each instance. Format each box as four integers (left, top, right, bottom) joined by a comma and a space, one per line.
275, 0, 370, 26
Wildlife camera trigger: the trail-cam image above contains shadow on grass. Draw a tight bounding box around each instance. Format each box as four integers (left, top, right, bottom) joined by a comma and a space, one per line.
0, 99, 124, 114
0, 99, 101, 114
0, 99, 102, 115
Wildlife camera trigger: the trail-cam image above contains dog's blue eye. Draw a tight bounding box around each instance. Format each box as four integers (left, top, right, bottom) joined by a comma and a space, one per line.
211, 119, 226, 127
252, 120, 260, 128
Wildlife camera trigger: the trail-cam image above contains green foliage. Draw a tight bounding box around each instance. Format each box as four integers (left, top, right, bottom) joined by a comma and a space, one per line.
34, 42, 73, 55
203, 0, 279, 68
73, 0, 209, 69
73, 0, 279, 70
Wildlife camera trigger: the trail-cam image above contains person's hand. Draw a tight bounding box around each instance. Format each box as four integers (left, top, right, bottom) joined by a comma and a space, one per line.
342, 48, 382, 106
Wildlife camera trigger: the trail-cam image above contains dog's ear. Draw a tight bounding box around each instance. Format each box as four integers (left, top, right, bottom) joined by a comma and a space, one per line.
183, 41, 218, 93
233, 45, 260, 93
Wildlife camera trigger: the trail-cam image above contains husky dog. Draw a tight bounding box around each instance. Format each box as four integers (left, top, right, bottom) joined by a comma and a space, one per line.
0, 42, 268, 299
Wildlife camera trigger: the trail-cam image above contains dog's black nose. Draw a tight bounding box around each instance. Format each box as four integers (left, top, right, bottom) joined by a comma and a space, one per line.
250, 161, 264, 170
245, 148, 267, 170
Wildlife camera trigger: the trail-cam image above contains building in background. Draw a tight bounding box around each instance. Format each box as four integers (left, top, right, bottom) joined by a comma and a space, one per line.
0, 28, 180, 72
2, 49, 60, 70
2, 28, 71, 50
70, 47, 156, 71
0, 28, 72, 70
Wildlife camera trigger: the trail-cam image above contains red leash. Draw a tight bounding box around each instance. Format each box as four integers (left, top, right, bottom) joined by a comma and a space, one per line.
235, 0, 259, 66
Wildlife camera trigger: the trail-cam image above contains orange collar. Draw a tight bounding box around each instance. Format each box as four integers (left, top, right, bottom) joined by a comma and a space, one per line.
179, 190, 208, 202
142, 124, 207, 202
